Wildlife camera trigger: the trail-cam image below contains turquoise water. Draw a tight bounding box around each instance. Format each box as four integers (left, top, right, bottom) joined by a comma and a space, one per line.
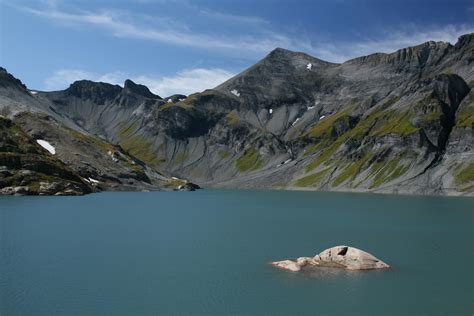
0, 190, 473, 315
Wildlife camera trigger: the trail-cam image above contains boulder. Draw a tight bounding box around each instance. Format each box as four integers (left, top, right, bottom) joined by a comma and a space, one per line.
39, 181, 60, 195
317, 245, 390, 270
178, 182, 201, 191
271, 245, 390, 272
0, 186, 30, 195
271, 259, 302, 272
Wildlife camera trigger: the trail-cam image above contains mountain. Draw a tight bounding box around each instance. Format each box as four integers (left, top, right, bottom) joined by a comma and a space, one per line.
0, 116, 92, 195
0, 68, 198, 195
0, 33, 473, 196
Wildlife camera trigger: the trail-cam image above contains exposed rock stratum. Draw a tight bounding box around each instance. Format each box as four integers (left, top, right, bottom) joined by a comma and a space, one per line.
1, 33, 473, 195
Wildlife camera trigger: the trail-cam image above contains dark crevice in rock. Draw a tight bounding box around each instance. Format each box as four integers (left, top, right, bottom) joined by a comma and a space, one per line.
434, 76, 470, 151
419, 129, 438, 153
420, 154, 443, 177
414, 78, 471, 179
338, 247, 349, 256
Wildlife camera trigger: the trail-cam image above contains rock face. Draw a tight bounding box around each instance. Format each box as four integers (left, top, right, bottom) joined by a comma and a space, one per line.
271, 246, 390, 272
0, 33, 473, 196
0, 114, 197, 195
316, 246, 390, 270
0, 73, 199, 195
0, 117, 93, 196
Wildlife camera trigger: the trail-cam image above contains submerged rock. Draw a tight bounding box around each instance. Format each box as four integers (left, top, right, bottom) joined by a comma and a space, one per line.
272, 259, 302, 272
271, 245, 390, 272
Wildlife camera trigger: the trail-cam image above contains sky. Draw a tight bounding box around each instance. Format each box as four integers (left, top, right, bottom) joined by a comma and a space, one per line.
0, 0, 473, 97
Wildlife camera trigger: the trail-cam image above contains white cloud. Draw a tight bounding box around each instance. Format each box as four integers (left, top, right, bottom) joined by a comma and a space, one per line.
340, 25, 473, 61
96, 71, 127, 85
16, 2, 474, 63
44, 69, 124, 90
134, 68, 235, 96
44, 68, 235, 96
20, 4, 304, 55
45, 69, 98, 90
313, 24, 474, 63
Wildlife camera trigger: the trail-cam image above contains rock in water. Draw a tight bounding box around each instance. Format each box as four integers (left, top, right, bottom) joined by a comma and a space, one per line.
272, 260, 302, 272
316, 245, 390, 270
271, 245, 390, 272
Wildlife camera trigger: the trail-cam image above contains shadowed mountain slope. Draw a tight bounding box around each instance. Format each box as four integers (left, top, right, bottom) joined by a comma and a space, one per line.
1, 33, 472, 195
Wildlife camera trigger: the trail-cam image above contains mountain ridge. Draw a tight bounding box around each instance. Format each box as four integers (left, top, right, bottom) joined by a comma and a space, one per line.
1, 33, 473, 196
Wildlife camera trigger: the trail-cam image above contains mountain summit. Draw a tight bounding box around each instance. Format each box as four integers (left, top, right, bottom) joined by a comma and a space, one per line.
1, 33, 473, 195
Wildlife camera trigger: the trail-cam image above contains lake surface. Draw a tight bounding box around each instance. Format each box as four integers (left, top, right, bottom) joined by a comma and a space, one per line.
0, 190, 472, 315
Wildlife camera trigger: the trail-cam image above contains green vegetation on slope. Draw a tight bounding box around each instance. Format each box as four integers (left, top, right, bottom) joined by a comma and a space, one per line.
369, 156, 410, 189
295, 167, 331, 187
331, 153, 372, 187
305, 105, 419, 173
225, 112, 240, 125
117, 121, 158, 166
454, 163, 474, 191
456, 106, 474, 128
218, 149, 231, 159
68, 129, 115, 152
306, 107, 353, 139
0, 118, 90, 194
305, 139, 344, 172
174, 152, 188, 165
163, 90, 219, 109
235, 147, 264, 172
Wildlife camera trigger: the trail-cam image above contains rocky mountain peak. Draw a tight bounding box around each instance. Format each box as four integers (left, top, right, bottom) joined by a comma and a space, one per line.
1, 33, 473, 196
267, 47, 294, 57
344, 39, 453, 72
123, 79, 161, 99
66, 80, 122, 102
0, 67, 27, 90
455, 32, 473, 48
215, 46, 337, 104
265, 47, 336, 67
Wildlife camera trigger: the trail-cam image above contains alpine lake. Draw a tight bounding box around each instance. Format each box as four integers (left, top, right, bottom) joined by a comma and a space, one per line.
1, 189, 472, 315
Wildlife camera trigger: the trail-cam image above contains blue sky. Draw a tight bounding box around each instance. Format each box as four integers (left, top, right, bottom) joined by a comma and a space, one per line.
0, 0, 473, 96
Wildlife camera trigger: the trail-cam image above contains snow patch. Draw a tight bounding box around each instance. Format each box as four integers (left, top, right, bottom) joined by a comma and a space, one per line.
278, 158, 293, 167
179, 98, 185, 101
306, 63, 312, 70
269, 109, 273, 114
167, 99, 173, 103
307, 105, 316, 110
29, 90, 38, 95
292, 117, 301, 126
231, 89, 240, 97
36, 139, 56, 155
319, 115, 326, 120
88, 178, 99, 184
